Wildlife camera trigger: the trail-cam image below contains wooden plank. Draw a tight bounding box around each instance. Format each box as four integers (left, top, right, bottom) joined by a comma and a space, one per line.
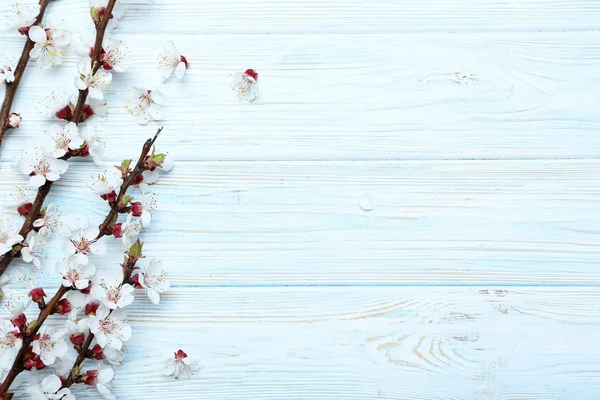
2, 160, 599, 285
1, 33, 599, 161
14, 286, 599, 399
6, 0, 600, 34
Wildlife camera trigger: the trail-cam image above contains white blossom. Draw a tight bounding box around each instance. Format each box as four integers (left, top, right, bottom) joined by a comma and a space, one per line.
14, 145, 69, 187
0, 219, 23, 255
158, 41, 188, 81
21, 231, 44, 268
138, 155, 173, 193
164, 350, 202, 380
120, 214, 142, 249
28, 14, 71, 69
89, 0, 125, 31
33, 204, 61, 237
3, 2, 40, 33
4, 186, 34, 209
61, 217, 106, 265
74, 58, 112, 100
56, 258, 95, 289
137, 259, 169, 305
36, 87, 77, 119
89, 306, 131, 350
96, 367, 116, 400
88, 168, 123, 196
0, 58, 15, 84
91, 271, 134, 309
27, 374, 75, 400
125, 87, 165, 125
230, 69, 259, 102
32, 326, 68, 365
65, 290, 92, 319
0, 319, 22, 365
46, 122, 83, 158
140, 192, 157, 227
103, 346, 124, 366
101, 36, 130, 73
81, 119, 106, 165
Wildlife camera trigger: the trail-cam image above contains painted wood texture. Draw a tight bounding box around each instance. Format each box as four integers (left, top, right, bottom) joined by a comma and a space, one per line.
0, 0, 599, 398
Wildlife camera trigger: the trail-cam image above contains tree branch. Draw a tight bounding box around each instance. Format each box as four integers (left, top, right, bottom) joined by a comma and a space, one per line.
0, 0, 53, 147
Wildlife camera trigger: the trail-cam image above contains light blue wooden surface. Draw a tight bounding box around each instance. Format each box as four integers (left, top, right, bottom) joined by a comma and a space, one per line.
0, 0, 599, 398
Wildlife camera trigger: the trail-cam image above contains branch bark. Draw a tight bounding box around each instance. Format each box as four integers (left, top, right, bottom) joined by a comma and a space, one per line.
0, 0, 53, 147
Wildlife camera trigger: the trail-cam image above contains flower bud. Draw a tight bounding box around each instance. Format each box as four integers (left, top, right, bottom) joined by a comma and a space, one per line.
130, 202, 143, 217
55, 105, 73, 121
28, 287, 47, 308
53, 298, 72, 315
132, 173, 144, 185
11, 313, 27, 329
7, 113, 21, 129
17, 202, 33, 217
112, 223, 123, 238
85, 302, 100, 316
82, 370, 99, 386
88, 344, 106, 360
71, 333, 85, 346
101, 190, 117, 203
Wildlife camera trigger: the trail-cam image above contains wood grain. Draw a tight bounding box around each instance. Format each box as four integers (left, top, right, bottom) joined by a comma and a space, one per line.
0, 33, 599, 161
2, 159, 599, 285
12, 286, 599, 399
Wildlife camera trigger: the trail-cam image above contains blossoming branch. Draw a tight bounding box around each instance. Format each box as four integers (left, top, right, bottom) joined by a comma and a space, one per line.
0, 0, 131, 277
0, 130, 171, 399
0, 0, 53, 147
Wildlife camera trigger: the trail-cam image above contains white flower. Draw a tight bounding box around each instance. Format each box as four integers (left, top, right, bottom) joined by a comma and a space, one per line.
74, 58, 112, 100
15, 146, 69, 187
46, 122, 84, 158
137, 259, 169, 305
0, 319, 22, 365
138, 155, 173, 193
81, 119, 106, 165
4, 186, 34, 209
3, 2, 40, 34
32, 326, 68, 365
103, 346, 124, 366
164, 350, 202, 380
36, 87, 77, 119
62, 218, 106, 265
21, 231, 44, 268
158, 41, 188, 81
89, 306, 131, 350
139, 192, 157, 227
125, 87, 165, 125
91, 272, 134, 309
33, 204, 61, 237
66, 317, 89, 337
0, 219, 23, 256
88, 168, 122, 196
230, 69, 259, 102
65, 290, 92, 319
0, 59, 15, 84
120, 214, 142, 249
101, 36, 130, 73
96, 367, 116, 400
27, 374, 75, 400
28, 14, 71, 69
56, 258, 95, 289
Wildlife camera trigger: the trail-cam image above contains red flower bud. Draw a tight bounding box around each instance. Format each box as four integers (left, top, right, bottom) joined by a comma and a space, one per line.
55, 105, 73, 121
175, 349, 188, 360
82, 370, 99, 386
131, 274, 143, 289
28, 287, 47, 307
132, 173, 144, 185
101, 190, 117, 203
112, 223, 123, 238
23, 359, 35, 370
85, 302, 100, 316
130, 202, 143, 217
17, 26, 30, 36
244, 69, 258, 81
88, 344, 106, 360
70, 333, 85, 346
53, 298, 72, 315
17, 202, 33, 217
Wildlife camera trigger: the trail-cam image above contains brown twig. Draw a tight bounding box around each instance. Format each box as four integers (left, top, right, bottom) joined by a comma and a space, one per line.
0, 286, 70, 396
0, 0, 53, 147
0, 0, 118, 278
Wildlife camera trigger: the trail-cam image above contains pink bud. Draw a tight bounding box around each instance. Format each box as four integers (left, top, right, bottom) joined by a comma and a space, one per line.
244, 69, 258, 81
70, 333, 85, 346
7, 113, 21, 129
112, 223, 123, 238
28, 287, 47, 306
11, 314, 26, 329
88, 344, 106, 360
82, 370, 99, 386
85, 302, 100, 316
17, 202, 33, 217
175, 349, 188, 360
53, 298, 72, 315
130, 202, 143, 217
101, 190, 117, 203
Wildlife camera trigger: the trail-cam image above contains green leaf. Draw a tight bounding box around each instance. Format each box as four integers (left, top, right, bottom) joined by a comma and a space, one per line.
127, 240, 144, 259
119, 195, 133, 209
